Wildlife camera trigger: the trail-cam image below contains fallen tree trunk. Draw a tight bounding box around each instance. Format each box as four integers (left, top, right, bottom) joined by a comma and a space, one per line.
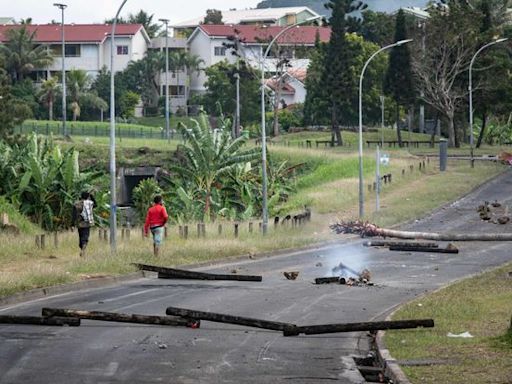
363, 240, 439, 248
0, 315, 80, 326
284, 319, 434, 337
166, 306, 296, 332
331, 221, 512, 241
42, 308, 198, 328
133, 263, 262, 282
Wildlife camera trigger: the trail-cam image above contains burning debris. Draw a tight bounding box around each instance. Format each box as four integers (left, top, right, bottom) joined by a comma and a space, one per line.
315, 262, 373, 286
477, 201, 510, 224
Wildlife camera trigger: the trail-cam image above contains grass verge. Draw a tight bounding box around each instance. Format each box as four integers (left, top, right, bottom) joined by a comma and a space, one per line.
384, 262, 512, 384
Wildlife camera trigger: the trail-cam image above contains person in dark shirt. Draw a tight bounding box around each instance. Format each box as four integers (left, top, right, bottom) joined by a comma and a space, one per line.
72, 191, 95, 257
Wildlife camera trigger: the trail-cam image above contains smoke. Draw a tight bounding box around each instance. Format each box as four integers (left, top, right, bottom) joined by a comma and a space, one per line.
319, 244, 369, 278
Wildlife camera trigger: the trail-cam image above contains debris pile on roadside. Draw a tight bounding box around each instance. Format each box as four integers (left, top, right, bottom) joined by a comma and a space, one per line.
477, 200, 510, 224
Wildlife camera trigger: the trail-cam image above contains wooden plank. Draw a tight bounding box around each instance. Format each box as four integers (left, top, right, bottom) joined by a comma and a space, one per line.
133, 263, 262, 282
41, 308, 198, 328
389, 246, 458, 254
315, 277, 340, 284
0, 315, 80, 326
166, 306, 297, 332
363, 240, 439, 248
284, 319, 434, 336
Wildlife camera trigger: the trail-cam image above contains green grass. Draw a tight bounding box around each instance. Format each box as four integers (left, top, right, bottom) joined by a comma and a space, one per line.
0, 196, 39, 235
385, 263, 512, 384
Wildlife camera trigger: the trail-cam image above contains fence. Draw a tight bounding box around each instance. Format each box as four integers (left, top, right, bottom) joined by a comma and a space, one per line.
16, 122, 183, 141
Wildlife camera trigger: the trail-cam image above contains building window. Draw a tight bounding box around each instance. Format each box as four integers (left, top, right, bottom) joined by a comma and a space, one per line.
214, 46, 226, 56
64, 44, 81, 57
117, 45, 129, 55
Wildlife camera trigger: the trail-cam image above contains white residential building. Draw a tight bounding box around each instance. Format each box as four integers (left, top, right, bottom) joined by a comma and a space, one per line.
172, 6, 320, 37
0, 23, 150, 81
187, 24, 330, 95
266, 68, 307, 108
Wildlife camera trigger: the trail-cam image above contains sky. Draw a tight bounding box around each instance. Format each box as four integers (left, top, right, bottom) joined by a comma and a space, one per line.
1, 0, 261, 25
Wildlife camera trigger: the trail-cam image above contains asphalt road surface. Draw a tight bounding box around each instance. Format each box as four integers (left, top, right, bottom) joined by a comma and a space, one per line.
1, 170, 511, 384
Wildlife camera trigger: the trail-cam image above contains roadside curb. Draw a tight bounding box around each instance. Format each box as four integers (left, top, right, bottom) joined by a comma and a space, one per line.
0, 237, 354, 308
0, 271, 144, 308
376, 327, 412, 384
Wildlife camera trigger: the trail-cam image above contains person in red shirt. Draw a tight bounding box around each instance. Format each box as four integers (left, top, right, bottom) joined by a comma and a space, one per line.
144, 195, 169, 256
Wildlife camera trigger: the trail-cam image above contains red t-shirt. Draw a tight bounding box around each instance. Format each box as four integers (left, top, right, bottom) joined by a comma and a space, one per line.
144, 203, 169, 234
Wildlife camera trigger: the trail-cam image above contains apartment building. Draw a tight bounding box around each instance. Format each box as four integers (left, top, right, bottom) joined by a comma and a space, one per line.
187, 24, 330, 97
172, 6, 320, 38
0, 23, 150, 81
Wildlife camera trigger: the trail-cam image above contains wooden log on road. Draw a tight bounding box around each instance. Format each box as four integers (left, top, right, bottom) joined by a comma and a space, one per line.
315, 277, 341, 284
166, 306, 296, 332
284, 319, 434, 336
363, 240, 439, 248
133, 263, 262, 282
42, 308, 198, 327
389, 245, 459, 254
0, 315, 80, 326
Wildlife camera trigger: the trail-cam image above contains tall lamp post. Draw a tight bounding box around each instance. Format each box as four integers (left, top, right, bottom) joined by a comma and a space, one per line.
109, 0, 129, 253
260, 16, 321, 234
358, 39, 412, 218
469, 37, 508, 167
159, 18, 170, 144
53, 3, 67, 136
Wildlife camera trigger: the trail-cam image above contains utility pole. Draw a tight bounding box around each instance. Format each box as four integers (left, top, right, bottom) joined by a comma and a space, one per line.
109, 0, 129, 254
159, 18, 170, 143
53, 3, 67, 136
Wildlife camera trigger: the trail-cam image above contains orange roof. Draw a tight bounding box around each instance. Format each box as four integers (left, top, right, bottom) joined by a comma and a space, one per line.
197, 24, 330, 45
0, 24, 145, 44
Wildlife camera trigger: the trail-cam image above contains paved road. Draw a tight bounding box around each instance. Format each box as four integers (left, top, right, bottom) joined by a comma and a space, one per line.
1, 170, 511, 384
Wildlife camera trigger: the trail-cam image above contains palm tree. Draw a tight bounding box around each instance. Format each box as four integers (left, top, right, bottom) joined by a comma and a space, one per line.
125, 51, 162, 109
39, 77, 59, 121
0, 26, 53, 82
169, 51, 203, 110
172, 111, 260, 220
66, 69, 90, 121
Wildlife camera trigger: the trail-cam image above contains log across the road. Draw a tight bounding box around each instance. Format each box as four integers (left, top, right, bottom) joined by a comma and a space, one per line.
42, 308, 199, 328
389, 245, 459, 254
284, 319, 435, 336
331, 221, 512, 241
133, 263, 263, 282
166, 306, 296, 332
363, 240, 439, 248
0, 315, 80, 326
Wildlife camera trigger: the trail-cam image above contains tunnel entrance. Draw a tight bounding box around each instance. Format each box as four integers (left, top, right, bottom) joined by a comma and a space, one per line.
118, 166, 161, 206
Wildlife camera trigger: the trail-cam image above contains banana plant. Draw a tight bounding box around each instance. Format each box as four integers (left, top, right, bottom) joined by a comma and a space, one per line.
172, 110, 260, 221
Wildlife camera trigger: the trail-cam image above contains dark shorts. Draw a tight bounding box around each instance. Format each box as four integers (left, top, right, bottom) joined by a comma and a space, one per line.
78, 227, 90, 249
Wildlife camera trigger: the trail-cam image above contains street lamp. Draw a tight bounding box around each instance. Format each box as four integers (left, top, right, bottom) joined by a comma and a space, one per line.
358, 39, 413, 218
53, 3, 67, 136
260, 16, 322, 234
109, 0, 129, 253
159, 18, 170, 144
469, 37, 508, 167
